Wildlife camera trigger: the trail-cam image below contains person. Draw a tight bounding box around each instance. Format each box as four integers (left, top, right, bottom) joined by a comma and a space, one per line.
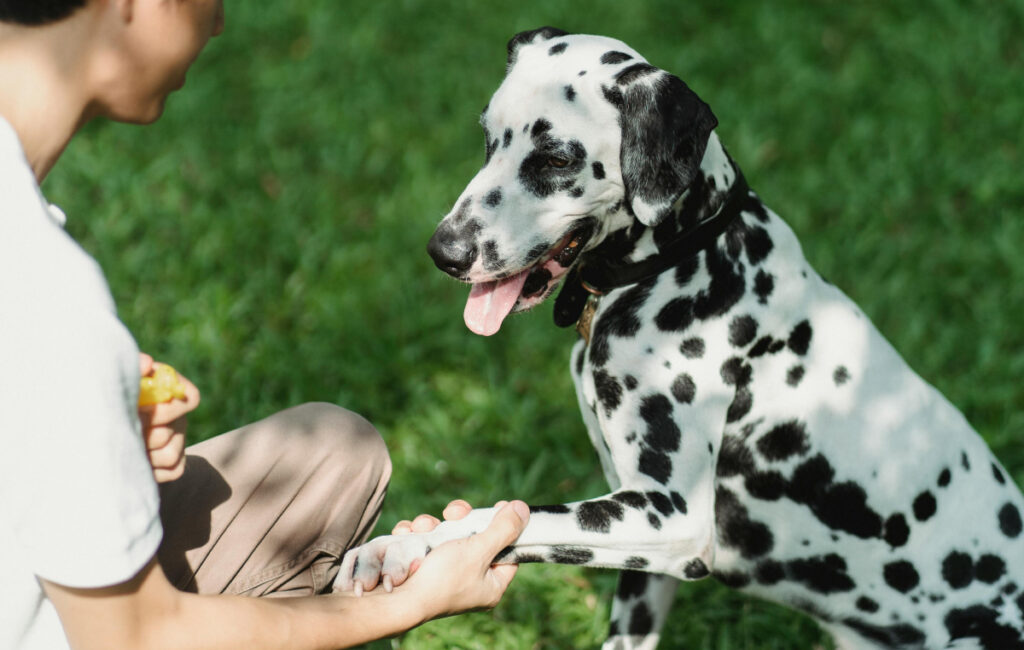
0, 1, 529, 649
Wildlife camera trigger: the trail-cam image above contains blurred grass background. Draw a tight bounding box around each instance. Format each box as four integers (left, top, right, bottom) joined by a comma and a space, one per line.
45, 0, 1023, 647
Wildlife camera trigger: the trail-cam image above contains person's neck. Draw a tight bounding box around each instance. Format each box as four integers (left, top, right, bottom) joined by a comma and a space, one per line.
0, 20, 98, 183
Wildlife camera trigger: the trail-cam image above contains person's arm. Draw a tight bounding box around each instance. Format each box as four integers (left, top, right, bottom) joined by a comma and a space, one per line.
42, 500, 530, 650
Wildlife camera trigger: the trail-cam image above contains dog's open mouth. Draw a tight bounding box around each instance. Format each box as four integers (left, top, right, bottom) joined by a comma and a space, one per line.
464, 222, 594, 336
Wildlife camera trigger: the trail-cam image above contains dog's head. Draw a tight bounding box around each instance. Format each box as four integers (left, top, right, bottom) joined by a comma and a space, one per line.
428, 28, 718, 335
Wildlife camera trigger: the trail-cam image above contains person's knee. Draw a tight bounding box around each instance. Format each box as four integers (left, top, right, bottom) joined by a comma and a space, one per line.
286, 402, 391, 479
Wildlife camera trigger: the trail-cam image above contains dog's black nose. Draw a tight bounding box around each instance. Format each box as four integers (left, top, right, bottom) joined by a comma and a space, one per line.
427, 223, 477, 276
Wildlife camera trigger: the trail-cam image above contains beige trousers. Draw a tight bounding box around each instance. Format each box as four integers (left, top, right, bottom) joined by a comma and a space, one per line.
157, 403, 392, 596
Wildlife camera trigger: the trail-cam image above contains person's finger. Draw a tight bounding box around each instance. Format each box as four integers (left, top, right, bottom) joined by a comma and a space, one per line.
392, 520, 414, 535
144, 424, 176, 450
488, 563, 520, 590
153, 455, 186, 483
410, 514, 442, 533
139, 353, 154, 376
473, 501, 529, 554
148, 431, 186, 469
442, 499, 473, 521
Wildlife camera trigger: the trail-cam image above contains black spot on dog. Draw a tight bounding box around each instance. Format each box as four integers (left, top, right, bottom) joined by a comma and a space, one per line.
788, 554, 856, 594
484, 189, 503, 207
842, 619, 926, 647
943, 551, 974, 589
655, 296, 695, 333
531, 118, 552, 137
944, 605, 1024, 649
602, 85, 624, 107
754, 269, 774, 304
717, 435, 755, 478
570, 186, 584, 198
670, 491, 687, 514
601, 50, 633, 64
670, 373, 696, 404
577, 500, 626, 533
716, 486, 774, 559
612, 491, 648, 509
680, 337, 705, 358
673, 253, 700, 286
726, 388, 753, 423
615, 63, 658, 85
502, 128, 513, 148
639, 449, 673, 484
746, 471, 786, 501
883, 560, 920, 593
856, 596, 880, 613
999, 503, 1022, 538
590, 280, 654, 367
729, 315, 758, 347
787, 454, 884, 539
962, 452, 971, 471
482, 240, 501, 270
834, 366, 851, 385
591, 161, 605, 179
976, 555, 1006, 584
624, 556, 649, 570
755, 560, 785, 585
485, 136, 498, 163
938, 467, 952, 487
512, 552, 545, 564
629, 602, 654, 635
913, 491, 937, 521
757, 420, 810, 461
551, 546, 594, 565
786, 364, 805, 387
640, 395, 681, 452
593, 368, 623, 417
747, 336, 776, 358
883, 513, 910, 548
623, 375, 638, 390
530, 504, 571, 514
787, 320, 813, 355
616, 569, 648, 599
714, 570, 751, 589
684, 558, 710, 579
694, 247, 746, 319
992, 463, 1006, 485
646, 491, 674, 517
647, 512, 662, 529
548, 42, 568, 55
721, 357, 752, 386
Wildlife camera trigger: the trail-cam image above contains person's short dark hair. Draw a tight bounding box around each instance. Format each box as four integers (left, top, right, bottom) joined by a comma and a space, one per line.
0, 0, 87, 25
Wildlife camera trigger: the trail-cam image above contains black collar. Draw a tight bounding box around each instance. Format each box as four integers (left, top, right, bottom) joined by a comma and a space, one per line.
553, 170, 750, 329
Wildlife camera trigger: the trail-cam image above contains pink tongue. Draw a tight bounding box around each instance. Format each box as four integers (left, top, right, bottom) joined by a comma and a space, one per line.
464, 270, 530, 336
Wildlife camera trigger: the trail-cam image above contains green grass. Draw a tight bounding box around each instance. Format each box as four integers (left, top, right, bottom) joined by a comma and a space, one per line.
45, 0, 1023, 647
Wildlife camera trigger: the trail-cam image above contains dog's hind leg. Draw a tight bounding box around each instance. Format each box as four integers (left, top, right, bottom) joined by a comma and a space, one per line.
603, 571, 679, 650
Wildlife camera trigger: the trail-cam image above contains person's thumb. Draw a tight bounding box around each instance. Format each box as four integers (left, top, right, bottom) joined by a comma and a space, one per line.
476, 500, 529, 558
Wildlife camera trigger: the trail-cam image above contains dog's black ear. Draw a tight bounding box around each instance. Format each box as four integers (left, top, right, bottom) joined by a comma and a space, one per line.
614, 71, 718, 226
507, 27, 570, 68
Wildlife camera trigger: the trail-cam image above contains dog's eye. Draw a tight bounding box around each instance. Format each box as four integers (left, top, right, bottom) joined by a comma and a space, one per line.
547, 156, 572, 168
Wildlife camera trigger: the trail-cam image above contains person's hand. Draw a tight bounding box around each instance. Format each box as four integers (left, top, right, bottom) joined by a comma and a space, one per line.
399, 500, 529, 620
137, 353, 200, 483
388, 499, 480, 581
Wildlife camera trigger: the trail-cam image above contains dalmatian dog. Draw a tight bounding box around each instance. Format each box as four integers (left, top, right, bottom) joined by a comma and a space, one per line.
335, 28, 1024, 649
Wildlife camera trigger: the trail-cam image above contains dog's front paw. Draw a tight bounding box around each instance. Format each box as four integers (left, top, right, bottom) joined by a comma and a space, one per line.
333, 533, 433, 596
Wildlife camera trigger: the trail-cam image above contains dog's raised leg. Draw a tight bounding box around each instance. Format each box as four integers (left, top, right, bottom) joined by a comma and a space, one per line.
603, 571, 679, 650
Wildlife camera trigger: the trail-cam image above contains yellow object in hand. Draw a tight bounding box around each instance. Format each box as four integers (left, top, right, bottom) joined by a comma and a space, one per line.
139, 363, 187, 406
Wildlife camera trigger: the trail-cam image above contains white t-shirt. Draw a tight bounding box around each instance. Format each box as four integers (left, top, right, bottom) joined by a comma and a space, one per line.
0, 115, 163, 649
